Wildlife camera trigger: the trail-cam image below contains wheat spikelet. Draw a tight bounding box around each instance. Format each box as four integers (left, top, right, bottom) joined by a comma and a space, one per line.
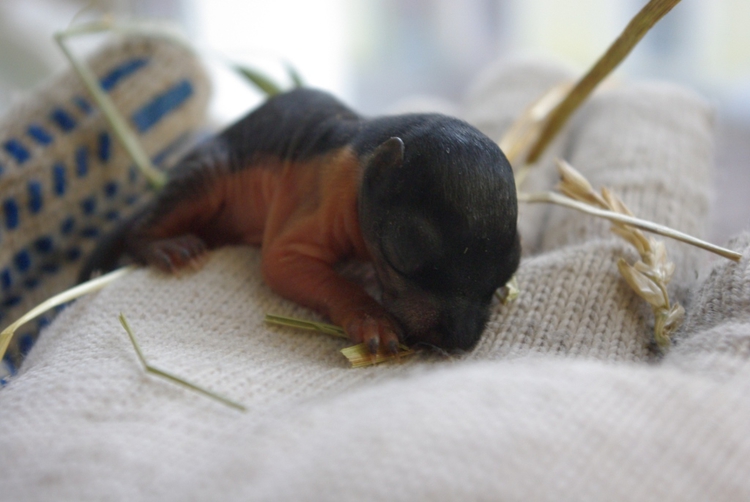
555, 160, 684, 346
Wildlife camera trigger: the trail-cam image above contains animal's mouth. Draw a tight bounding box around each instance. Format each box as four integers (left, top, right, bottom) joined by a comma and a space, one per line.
397, 322, 461, 354
375, 267, 486, 352
397, 306, 488, 353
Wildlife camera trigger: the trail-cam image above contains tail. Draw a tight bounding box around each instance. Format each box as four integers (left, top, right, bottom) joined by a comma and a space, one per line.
77, 219, 133, 283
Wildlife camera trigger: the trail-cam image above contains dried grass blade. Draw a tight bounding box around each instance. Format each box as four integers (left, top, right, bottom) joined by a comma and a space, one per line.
55, 21, 167, 189
517, 191, 742, 262
340, 343, 415, 368
525, 0, 683, 163
284, 61, 305, 88
499, 81, 573, 167
233, 64, 285, 96
265, 314, 414, 367
495, 275, 520, 304
118, 313, 246, 411
264, 314, 348, 339
0, 267, 134, 362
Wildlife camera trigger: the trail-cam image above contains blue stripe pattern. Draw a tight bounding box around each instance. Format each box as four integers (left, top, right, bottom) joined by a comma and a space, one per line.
34, 236, 53, 253
37, 316, 51, 329
66, 247, 82, 262
51, 108, 76, 132
0, 55, 204, 372
98, 132, 111, 162
41, 263, 59, 274
4, 199, 19, 229
4, 296, 21, 308
1, 268, 10, 290
27, 181, 43, 213
60, 217, 75, 235
101, 58, 149, 91
76, 147, 88, 177
132, 80, 193, 133
81, 197, 96, 215
74, 96, 93, 115
81, 227, 99, 238
3, 354, 17, 376
14, 250, 31, 272
53, 164, 66, 196
104, 181, 118, 198
27, 125, 53, 145
18, 333, 34, 355
4, 140, 30, 164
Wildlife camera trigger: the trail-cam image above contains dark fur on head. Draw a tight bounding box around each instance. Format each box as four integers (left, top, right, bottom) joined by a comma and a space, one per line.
357, 116, 520, 351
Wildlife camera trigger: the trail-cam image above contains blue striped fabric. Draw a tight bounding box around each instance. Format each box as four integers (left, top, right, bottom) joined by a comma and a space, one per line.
4, 199, 19, 230
76, 147, 88, 178
4, 140, 30, 164
132, 80, 194, 133
0, 53, 204, 383
73, 96, 93, 115
27, 182, 43, 213
100, 58, 149, 91
98, 132, 111, 162
50, 109, 77, 132
53, 163, 67, 196
27, 125, 53, 145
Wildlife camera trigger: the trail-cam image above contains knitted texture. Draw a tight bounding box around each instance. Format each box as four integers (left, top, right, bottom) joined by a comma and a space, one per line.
0, 35, 210, 373
1, 59, 746, 501
665, 233, 750, 381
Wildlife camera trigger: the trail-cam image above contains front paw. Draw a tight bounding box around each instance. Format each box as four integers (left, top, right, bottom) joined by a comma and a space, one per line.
343, 309, 402, 356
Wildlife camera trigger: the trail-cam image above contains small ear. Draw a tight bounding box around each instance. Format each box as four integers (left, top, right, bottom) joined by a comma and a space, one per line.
367, 137, 404, 180
361, 137, 406, 207
369, 137, 404, 172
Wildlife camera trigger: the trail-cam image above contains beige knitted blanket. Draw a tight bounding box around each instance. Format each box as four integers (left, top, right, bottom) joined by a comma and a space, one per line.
2, 46, 749, 501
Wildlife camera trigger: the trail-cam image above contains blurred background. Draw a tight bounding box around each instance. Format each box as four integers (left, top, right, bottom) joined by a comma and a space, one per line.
0, 0, 747, 242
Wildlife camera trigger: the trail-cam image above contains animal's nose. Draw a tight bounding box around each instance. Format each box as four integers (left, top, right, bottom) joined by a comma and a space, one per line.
437, 302, 488, 351
407, 301, 488, 352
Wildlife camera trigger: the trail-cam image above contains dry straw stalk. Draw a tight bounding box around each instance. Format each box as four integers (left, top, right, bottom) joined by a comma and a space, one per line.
55, 19, 173, 189
524, 0, 683, 164
0, 267, 134, 361
264, 314, 414, 367
119, 313, 246, 411
517, 187, 742, 262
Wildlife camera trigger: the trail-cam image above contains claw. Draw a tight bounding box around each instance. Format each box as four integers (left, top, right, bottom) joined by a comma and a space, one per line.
143, 234, 209, 274
367, 337, 379, 355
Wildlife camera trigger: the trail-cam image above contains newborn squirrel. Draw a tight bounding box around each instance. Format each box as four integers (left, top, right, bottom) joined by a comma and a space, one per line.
80, 88, 520, 354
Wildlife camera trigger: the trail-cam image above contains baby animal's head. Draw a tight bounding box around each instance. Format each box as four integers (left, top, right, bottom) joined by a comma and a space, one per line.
358, 118, 520, 352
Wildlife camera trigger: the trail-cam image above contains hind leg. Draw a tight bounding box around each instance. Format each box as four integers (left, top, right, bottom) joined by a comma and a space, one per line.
124, 151, 227, 273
